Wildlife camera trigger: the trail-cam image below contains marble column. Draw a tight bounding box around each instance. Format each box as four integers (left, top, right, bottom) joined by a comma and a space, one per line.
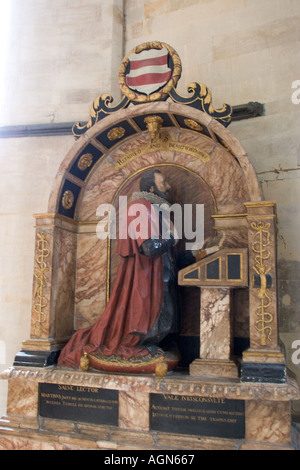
190, 287, 238, 378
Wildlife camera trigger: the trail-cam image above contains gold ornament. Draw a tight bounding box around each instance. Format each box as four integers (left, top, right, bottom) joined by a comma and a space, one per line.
144, 115, 163, 142
33, 232, 50, 337
155, 362, 168, 377
251, 222, 273, 346
184, 119, 203, 132
107, 127, 126, 141
78, 153, 93, 171
62, 190, 74, 210
80, 352, 90, 371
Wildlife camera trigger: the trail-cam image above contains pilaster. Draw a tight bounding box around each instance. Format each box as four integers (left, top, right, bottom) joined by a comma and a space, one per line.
14, 214, 77, 367
241, 202, 286, 383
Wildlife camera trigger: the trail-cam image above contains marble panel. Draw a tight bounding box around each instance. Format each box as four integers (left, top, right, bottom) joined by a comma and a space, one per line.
119, 391, 149, 431
201, 146, 250, 208
75, 235, 108, 329
245, 401, 291, 444
7, 378, 38, 417
52, 228, 77, 338
177, 129, 217, 155
78, 158, 125, 222
171, 152, 206, 175
206, 122, 261, 203
200, 288, 231, 361
217, 229, 248, 249
0, 436, 66, 451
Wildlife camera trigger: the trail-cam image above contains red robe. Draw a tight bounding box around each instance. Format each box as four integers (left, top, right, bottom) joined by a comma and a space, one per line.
58, 199, 163, 368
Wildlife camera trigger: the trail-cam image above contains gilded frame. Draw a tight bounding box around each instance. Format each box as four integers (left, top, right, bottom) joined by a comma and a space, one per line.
118, 41, 182, 103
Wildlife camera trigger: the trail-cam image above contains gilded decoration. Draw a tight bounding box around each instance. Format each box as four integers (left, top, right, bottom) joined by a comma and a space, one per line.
79, 350, 177, 374
72, 41, 232, 139
114, 118, 210, 170
184, 118, 203, 132
144, 115, 163, 142
78, 153, 93, 171
80, 352, 90, 371
72, 94, 129, 139
107, 126, 125, 141
251, 222, 273, 346
169, 82, 232, 127
220, 139, 236, 158
33, 232, 50, 336
119, 41, 182, 104
62, 190, 74, 210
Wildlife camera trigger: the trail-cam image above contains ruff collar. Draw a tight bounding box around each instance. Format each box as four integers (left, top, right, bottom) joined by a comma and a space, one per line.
132, 191, 171, 207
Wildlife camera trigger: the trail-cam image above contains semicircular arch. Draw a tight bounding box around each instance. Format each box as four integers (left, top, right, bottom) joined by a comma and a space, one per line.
48, 101, 261, 222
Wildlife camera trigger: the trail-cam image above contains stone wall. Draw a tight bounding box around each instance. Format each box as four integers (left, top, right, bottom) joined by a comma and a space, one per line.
1, 0, 124, 126
1, 0, 300, 415
124, 0, 300, 406
0, 0, 124, 416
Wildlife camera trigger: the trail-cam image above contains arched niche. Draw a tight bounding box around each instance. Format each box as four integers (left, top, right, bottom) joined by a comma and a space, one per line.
48, 102, 261, 220
28, 101, 261, 359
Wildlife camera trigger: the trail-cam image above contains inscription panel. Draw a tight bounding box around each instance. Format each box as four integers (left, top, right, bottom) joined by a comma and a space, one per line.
150, 393, 245, 439
39, 383, 118, 426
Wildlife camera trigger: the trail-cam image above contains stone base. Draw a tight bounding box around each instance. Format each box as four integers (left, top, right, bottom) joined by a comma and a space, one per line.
14, 338, 68, 368
1, 366, 300, 451
242, 348, 286, 364
0, 415, 295, 451
189, 359, 239, 379
241, 348, 287, 383
13, 350, 60, 368
241, 362, 287, 384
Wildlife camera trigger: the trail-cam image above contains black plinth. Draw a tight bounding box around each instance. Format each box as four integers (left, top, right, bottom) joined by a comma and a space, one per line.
13, 350, 60, 368
241, 362, 287, 384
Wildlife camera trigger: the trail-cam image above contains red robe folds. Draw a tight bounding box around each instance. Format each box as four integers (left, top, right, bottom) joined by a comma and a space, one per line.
58, 198, 164, 368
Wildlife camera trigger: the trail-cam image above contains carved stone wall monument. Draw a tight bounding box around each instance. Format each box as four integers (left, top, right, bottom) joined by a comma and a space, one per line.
0, 42, 299, 450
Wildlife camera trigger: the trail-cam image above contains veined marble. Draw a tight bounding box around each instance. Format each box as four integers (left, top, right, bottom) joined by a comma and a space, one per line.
200, 288, 232, 361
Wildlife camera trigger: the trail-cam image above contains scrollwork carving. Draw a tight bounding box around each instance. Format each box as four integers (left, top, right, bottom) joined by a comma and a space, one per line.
72, 94, 130, 139
33, 232, 50, 337
251, 222, 273, 345
169, 82, 232, 127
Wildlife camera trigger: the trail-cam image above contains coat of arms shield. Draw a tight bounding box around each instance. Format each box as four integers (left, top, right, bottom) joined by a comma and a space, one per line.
125, 47, 172, 96
119, 42, 182, 103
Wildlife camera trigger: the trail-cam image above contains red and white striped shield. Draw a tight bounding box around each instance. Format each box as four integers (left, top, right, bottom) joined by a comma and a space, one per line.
125, 47, 171, 96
